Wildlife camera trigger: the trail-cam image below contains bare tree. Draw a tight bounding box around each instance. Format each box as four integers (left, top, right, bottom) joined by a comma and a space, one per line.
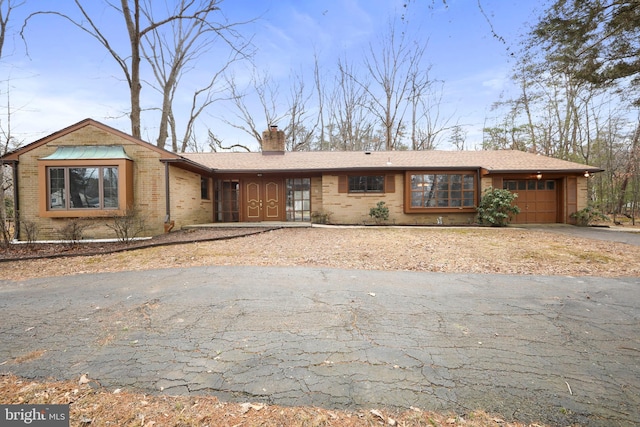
0, 0, 24, 245
283, 70, 317, 151
175, 60, 239, 152
141, 0, 253, 150
327, 57, 376, 151
22, 0, 247, 142
206, 129, 250, 152
312, 52, 327, 150
362, 19, 427, 150
221, 70, 284, 149
410, 76, 454, 150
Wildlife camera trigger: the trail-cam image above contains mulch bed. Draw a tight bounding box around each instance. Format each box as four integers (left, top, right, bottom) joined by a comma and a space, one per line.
0, 227, 279, 262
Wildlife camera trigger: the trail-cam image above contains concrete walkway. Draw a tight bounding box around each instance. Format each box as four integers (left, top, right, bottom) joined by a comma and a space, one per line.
1, 267, 638, 426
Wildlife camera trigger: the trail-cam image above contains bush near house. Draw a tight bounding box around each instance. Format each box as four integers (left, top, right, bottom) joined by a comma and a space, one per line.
369, 201, 390, 224
58, 219, 92, 247
477, 187, 520, 227
107, 208, 147, 243
571, 206, 609, 226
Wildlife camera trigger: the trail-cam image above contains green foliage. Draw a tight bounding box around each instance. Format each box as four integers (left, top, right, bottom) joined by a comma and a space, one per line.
531, 0, 640, 103
476, 187, 520, 227
570, 206, 609, 226
369, 201, 390, 224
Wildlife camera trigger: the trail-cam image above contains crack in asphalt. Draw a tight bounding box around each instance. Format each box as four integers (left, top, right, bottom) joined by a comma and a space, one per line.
1, 267, 638, 426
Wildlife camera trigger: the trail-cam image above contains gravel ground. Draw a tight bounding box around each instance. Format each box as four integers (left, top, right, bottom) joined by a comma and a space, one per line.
2, 226, 640, 281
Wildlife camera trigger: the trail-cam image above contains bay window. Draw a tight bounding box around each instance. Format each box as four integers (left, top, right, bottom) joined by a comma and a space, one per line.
48, 166, 119, 210
406, 172, 477, 212
38, 146, 133, 218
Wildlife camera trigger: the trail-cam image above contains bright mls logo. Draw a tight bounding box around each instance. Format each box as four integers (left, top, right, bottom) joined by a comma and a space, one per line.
0, 405, 69, 426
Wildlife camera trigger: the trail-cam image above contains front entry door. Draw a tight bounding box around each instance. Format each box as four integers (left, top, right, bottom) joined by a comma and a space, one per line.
244, 178, 285, 221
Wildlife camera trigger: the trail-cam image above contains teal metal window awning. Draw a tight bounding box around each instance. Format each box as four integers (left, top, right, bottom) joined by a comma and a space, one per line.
40, 145, 132, 160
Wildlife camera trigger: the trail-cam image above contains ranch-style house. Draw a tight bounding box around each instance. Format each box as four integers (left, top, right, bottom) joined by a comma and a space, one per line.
0, 119, 602, 240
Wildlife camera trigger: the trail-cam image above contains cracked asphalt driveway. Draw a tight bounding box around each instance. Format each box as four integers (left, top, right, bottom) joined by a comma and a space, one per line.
1, 266, 639, 426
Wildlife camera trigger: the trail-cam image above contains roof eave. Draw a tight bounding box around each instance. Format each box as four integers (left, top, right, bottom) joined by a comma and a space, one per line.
487, 167, 604, 174
161, 157, 216, 175
213, 166, 484, 174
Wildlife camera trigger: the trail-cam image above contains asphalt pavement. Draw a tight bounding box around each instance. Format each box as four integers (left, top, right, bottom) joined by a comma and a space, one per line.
1, 266, 639, 426
515, 224, 640, 246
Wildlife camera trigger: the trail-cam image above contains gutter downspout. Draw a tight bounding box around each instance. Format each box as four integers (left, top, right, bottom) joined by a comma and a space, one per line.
477, 168, 482, 214
12, 162, 19, 240
0, 160, 20, 240
163, 161, 174, 233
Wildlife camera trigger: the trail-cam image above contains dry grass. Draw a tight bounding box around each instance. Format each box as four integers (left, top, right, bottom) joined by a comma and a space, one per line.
2, 227, 639, 281
1, 374, 545, 427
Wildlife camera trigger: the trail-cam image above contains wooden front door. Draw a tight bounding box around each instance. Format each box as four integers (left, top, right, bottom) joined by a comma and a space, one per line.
244, 178, 285, 221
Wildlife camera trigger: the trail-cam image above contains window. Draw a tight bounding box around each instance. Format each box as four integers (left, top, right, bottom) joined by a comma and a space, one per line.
286, 178, 311, 221
47, 166, 119, 210
201, 176, 210, 200
39, 146, 133, 218
215, 180, 239, 222
408, 173, 476, 210
348, 175, 384, 193
503, 180, 556, 192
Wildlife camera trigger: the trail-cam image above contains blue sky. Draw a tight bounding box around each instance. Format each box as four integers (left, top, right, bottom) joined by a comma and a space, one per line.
2, 0, 545, 150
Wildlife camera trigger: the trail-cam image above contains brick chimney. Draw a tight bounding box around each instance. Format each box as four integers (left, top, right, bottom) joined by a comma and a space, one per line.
261, 125, 285, 154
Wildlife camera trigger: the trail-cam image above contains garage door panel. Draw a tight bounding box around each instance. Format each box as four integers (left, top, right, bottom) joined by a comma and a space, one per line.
503, 179, 557, 224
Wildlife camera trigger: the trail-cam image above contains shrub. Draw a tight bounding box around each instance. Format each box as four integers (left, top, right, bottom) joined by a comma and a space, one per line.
476, 187, 520, 227
58, 219, 91, 247
369, 201, 390, 224
21, 219, 40, 246
311, 210, 331, 224
571, 206, 609, 226
107, 208, 146, 243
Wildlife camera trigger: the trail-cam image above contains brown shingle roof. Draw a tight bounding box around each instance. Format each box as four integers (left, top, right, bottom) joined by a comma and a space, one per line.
182, 150, 602, 174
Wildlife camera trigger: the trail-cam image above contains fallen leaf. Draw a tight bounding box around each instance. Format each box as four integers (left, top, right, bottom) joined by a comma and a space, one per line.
240, 402, 264, 413
370, 409, 384, 420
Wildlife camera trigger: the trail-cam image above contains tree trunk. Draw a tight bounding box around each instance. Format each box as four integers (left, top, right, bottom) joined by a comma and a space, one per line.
122, 0, 142, 139
617, 121, 640, 216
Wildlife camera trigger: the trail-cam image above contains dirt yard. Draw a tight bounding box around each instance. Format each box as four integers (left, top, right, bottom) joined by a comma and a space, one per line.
2, 225, 640, 280
2, 225, 639, 426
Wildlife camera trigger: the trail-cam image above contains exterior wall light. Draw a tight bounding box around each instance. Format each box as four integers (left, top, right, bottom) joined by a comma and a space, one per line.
584, 171, 590, 178
536, 172, 542, 180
